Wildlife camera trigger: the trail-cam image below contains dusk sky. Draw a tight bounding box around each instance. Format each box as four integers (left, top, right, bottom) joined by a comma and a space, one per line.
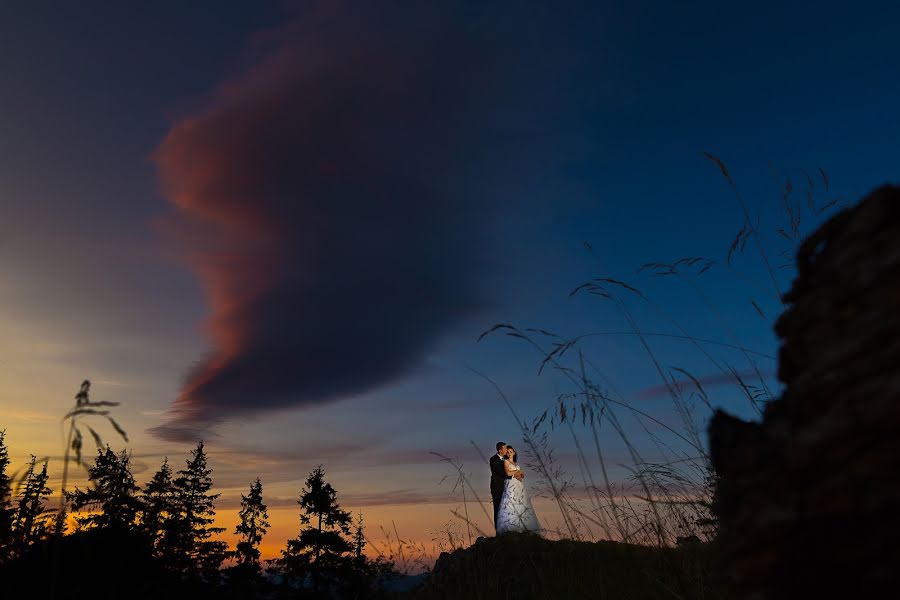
2, 1, 898, 560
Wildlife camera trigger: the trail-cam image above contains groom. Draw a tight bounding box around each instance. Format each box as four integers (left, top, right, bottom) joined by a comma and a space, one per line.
489, 441, 523, 530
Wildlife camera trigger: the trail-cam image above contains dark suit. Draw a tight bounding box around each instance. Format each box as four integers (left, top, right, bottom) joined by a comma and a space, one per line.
490, 453, 510, 528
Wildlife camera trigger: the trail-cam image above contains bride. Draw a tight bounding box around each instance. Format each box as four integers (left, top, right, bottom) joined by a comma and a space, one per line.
495, 445, 541, 535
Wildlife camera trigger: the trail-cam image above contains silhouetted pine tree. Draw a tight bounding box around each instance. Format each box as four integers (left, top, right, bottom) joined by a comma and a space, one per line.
140, 457, 176, 557
278, 465, 352, 591
66, 446, 141, 530
223, 477, 270, 593
353, 511, 365, 568
347, 511, 399, 595
344, 511, 371, 597
11, 456, 53, 556
170, 441, 227, 581
234, 477, 269, 568
0, 430, 13, 561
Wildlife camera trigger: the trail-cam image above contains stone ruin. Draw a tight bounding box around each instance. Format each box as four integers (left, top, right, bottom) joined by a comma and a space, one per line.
709, 184, 900, 598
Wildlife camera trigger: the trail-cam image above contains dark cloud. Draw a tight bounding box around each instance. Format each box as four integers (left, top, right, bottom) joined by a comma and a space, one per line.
149, 4, 560, 441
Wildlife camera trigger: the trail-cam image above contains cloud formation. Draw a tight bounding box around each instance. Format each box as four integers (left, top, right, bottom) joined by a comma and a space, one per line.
150, 5, 536, 441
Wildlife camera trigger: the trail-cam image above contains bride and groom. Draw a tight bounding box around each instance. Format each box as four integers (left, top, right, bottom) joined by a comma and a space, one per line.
490, 441, 541, 535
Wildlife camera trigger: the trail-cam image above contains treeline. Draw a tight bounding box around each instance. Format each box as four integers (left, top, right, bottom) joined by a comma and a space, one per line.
0, 429, 397, 598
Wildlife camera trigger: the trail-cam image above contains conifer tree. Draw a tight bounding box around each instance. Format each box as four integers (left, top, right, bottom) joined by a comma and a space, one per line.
353, 511, 366, 568
279, 465, 352, 589
0, 430, 14, 560
11, 456, 53, 554
139, 457, 176, 555
170, 441, 227, 579
344, 510, 398, 596
350, 510, 399, 592
234, 477, 269, 568
66, 446, 140, 530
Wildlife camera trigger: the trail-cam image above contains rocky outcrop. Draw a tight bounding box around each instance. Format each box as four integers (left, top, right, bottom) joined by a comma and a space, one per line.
405, 533, 726, 600
709, 185, 900, 598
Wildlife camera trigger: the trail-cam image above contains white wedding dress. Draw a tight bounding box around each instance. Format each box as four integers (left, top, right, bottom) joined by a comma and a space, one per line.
495, 462, 541, 535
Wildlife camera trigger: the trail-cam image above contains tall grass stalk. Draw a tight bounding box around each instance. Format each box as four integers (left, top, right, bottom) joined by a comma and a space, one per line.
48, 380, 128, 600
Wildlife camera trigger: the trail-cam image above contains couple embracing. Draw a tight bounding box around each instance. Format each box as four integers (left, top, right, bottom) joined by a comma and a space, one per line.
489, 441, 541, 535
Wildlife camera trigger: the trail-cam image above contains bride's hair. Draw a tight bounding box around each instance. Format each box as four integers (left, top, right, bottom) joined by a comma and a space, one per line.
507, 446, 518, 463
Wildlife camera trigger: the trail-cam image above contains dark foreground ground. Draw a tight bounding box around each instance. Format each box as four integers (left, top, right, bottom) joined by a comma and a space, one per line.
0, 529, 729, 600
399, 533, 730, 600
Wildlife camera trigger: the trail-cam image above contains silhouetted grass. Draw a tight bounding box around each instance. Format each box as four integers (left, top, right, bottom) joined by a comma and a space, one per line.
49, 379, 130, 598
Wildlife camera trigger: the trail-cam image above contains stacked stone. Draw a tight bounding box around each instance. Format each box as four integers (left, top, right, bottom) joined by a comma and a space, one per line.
709, 185, 900, 599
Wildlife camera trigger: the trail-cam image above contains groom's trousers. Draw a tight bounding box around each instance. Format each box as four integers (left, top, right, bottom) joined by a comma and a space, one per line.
490, 454, 510, 530
491, 483, 503, 527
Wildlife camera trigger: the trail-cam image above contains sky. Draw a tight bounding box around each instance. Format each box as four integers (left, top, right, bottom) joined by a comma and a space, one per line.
1, 0, 899, 564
